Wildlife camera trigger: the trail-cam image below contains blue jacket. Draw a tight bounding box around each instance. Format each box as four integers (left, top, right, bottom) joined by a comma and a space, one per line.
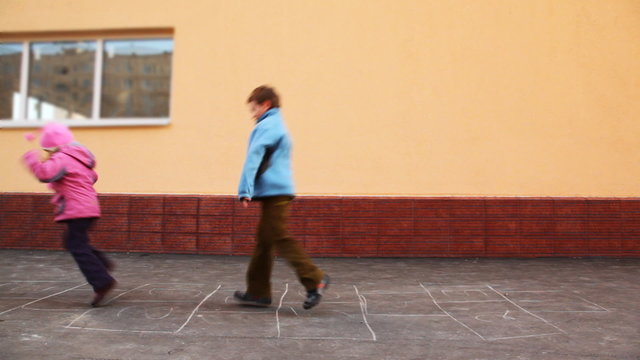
238, 108, 295, 199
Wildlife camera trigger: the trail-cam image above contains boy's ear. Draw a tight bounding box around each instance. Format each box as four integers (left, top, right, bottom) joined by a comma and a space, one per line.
263, 100, 272, 109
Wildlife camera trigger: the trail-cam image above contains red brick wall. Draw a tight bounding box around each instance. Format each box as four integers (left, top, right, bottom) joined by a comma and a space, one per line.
1, 193, 638, 257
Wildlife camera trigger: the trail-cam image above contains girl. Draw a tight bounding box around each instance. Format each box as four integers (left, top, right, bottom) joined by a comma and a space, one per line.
22, 122, 116, 307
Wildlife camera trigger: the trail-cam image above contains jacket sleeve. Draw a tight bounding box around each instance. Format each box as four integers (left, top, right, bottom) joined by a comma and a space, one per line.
22, 150, 67, 183
238, 125, 275, 199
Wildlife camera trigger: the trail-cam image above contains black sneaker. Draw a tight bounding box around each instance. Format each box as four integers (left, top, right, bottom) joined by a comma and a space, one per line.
233, 291, 272, 307
303, 274, 330, 310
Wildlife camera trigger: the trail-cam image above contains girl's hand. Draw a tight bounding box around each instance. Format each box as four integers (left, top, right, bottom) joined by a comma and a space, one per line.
24, 132, 36, 142
24, 132, 40, 152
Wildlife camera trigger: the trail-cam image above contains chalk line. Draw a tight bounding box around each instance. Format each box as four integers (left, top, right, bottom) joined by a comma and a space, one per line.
574, 295, 610, 312
438, 300, 506, 304
65, 285, 150, 329
335, 310, 356, 318
499, 290, 563, 293
104, 283, 150, 305
502, 310, 515, 320
0, 282, 86, 316
353, 285, 377, 341
465, 290, 489, 297
0, 297, 38, 300
107, 299, 197, 304
66, 308, 98, 328
358, 291, 426, 295
420, 283, 487, 341
145, 282, 207, 285
113, 304, 174, 320
475, 315, 492, 323
117, 306, 132, 318
368, 313, 449, 317
283, 336, 374, 342
289, 306, 298, 317
276, 283, 289, 338
200, 310, 275, 314
534, 310, 610, 313
149, 288, 203, 297
426, 284, 490, 288
14, 307, 79, 313
145, 306, 174, 320
281, 301, 356, 305
487, 332, 562, 341
64, 326, 173, 334
0, 280, 78, 283
174, 284, 221, 333
486, 285, 566, 334
66, 283, 203, 333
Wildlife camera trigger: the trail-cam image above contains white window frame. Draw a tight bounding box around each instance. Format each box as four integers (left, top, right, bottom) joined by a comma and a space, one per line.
0, 38, 172, 128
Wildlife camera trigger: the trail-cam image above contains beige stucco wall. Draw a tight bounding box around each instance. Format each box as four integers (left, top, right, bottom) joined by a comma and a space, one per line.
1, 0, 639, 196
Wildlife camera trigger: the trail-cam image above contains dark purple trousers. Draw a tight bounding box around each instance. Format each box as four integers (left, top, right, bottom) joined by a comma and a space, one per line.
62, 218, 114, 292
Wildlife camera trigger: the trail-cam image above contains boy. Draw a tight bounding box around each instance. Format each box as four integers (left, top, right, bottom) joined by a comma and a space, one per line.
234, 85, 329, 310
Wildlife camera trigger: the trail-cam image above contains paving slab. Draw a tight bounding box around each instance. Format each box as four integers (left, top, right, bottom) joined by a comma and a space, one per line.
0, 250, 638, 359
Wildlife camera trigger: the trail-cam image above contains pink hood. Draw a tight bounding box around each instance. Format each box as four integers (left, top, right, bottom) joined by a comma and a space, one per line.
40, 122, 74, 149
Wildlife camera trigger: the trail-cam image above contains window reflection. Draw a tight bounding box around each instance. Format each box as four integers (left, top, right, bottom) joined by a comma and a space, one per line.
101, 39, 172, 118
27, 41, 96, 120
0, 43, 23, 120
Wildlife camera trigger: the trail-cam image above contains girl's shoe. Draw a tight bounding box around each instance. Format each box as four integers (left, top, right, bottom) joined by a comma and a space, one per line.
91, 280, 117, 307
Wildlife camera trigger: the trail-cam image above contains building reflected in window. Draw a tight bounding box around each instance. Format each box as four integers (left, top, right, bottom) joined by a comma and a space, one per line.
0, 43, 23, 120
101, 39, 172, 118
27, 41, 95, 120
0, 37, 172, 123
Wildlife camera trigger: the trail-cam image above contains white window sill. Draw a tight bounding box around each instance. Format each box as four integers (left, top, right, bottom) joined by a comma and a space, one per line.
0, 118, 170, 128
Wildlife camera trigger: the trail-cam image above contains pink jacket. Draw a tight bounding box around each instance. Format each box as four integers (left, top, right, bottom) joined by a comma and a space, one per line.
23, 143, 101, 222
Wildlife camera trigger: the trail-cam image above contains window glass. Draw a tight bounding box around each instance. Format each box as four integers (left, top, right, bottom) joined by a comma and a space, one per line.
101, 39, 172, 118
0, 43, 23, 120
27, 41, 96, 120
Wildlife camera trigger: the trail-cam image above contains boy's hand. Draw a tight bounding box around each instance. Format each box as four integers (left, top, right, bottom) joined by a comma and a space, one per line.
241, 198, 251, 208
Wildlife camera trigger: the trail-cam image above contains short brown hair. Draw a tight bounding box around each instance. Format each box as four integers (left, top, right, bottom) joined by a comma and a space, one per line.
247, 85, 280, 108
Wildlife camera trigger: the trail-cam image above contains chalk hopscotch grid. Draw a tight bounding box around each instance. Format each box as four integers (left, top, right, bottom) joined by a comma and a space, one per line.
182, 283, 376, 342
357, 291, 451, 318
65, 283, 221, 334
62, 283, 373, 341
420, 283, 488, 341
0, 280, 613, 341
216, 284, 377, 342
0, 282, 87, 316
0, 281, 84, 307
484, 285, 565, 340
416, 283, 612, 341
504, 291, 611, 313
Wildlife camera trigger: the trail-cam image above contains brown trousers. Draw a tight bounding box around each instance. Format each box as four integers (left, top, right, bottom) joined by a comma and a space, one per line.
246, 196, 324, 299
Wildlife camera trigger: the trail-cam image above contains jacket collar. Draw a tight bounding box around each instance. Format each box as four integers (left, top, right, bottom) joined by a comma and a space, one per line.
257, 108, 279, 123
